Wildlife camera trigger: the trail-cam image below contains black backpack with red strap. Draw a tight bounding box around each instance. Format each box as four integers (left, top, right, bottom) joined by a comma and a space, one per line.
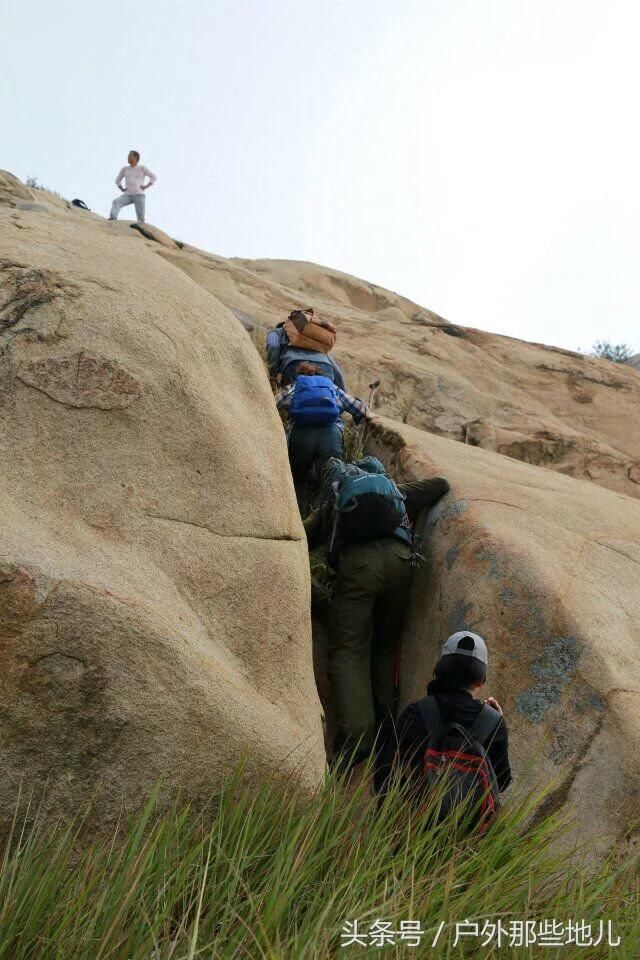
415, 695, 502, 833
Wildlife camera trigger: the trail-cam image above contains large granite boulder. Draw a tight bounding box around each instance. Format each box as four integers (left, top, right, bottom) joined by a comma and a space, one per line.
2, 169, 638, 855
0, 186, 324, 828
368, 420, 640, 851
153, 249, 640, 500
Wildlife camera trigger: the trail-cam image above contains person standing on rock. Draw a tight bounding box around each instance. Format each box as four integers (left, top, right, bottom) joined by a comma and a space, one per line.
109, 150, 156, 224
303, 456, 450, 776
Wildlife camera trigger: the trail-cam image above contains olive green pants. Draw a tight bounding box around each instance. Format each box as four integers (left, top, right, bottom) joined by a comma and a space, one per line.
329, 538, 413, 765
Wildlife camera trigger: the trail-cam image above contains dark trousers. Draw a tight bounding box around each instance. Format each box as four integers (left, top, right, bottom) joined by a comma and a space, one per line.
329, 538, 413, 767
288, 423, 343, 508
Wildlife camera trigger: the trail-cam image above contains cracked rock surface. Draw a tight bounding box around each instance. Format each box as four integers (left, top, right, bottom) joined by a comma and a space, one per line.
369, 419, 640, 853
151, 247, 640, 500
1, 169, 638, 850
0, 173, 324, 830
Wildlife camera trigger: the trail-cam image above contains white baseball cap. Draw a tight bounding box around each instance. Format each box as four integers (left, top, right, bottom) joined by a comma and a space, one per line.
441, 631, 488, 666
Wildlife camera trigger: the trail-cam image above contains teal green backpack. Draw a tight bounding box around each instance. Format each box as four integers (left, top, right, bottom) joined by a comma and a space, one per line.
328, 457, 408, 544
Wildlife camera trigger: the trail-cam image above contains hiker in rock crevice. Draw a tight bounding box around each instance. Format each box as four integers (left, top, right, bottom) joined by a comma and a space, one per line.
384, 632, 512, 824
303, 455, 450, 775
276, 362, 373, 508
109, 150, 156, 224
267, 308, 347, 389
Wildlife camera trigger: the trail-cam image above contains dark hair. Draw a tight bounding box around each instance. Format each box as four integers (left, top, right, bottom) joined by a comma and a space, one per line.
427, 653, 487, 696
288, 307, 314, 321
296, 361, 318, 376
129, 150, 140, 161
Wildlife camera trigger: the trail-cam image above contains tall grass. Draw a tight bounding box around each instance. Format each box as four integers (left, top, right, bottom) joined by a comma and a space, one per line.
343, 419, 366, 463
0, 764, 637, 959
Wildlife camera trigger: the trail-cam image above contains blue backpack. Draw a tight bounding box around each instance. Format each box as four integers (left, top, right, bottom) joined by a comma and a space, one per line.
330, 457, 408, 544
290, 375, 341, 427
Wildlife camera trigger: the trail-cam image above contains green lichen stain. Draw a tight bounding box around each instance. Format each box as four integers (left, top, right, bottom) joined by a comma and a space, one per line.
525, 597, 548, 641
531, 636, 584, 681
549, 730, 575, 764
476, 548, 502, 580
516, 637, 583, 724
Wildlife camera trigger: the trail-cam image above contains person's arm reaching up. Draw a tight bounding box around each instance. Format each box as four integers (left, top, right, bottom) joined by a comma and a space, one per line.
336, 388, 371, 424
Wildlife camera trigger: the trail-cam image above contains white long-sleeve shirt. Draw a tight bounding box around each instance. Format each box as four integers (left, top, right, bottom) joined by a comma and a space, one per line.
115, 164, 156, 195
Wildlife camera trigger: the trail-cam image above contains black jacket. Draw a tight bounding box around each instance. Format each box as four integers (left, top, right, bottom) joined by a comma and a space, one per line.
393, 689, 512, 793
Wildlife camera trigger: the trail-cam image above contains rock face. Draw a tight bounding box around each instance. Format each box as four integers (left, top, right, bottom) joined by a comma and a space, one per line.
128, 222, 178, 248
0, 176, 325, 828
151, 249, 640, 500
0, 170, 35, 206
4, 168, 637, 507
1, 171, 638, 848
368, 420, 640, 851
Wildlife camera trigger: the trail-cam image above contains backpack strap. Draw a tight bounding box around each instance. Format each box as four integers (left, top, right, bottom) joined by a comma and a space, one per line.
416, 695, 446, 742
327, 481, 342, 561
469, 704, 502, 747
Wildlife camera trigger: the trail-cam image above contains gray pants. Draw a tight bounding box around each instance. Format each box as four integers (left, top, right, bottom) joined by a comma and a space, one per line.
109, 193, 146, 223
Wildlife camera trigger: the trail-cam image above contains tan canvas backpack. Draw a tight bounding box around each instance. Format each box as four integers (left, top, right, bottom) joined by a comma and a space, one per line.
283, 308, 336, 354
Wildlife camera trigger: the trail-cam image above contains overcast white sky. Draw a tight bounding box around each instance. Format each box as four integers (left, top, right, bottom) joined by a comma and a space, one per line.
3, 0, 638, 353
